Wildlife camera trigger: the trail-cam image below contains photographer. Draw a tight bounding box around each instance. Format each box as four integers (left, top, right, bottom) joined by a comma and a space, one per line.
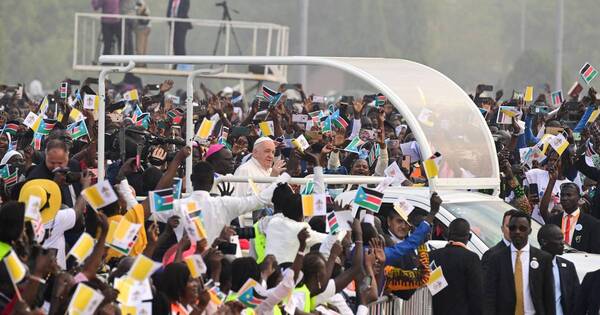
26, 139, 82, 207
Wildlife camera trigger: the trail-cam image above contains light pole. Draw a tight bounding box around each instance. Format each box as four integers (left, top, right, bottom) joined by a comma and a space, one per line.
555, 0, 564, 91
299, 0, 309, 86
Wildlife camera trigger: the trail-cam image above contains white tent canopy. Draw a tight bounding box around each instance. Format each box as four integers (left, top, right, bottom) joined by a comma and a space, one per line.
97, 56, 499, 192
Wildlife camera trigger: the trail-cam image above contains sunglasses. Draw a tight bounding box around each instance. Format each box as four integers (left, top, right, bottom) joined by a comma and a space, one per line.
508, 225, 529, 232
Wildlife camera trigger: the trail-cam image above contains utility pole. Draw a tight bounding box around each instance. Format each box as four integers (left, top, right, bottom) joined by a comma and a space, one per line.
299, 0, 309, 86
555, 0, 564, 90
520, 0, 526, 52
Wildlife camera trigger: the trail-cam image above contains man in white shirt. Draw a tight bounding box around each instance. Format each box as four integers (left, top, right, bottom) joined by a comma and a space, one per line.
188, 160, 290, 245
233, 137, 286, 226
483, 211, 555, 315
537, 224, 579, 315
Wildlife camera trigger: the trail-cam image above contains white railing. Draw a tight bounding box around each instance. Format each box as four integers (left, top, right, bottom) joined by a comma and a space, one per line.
73, 12, 289, 82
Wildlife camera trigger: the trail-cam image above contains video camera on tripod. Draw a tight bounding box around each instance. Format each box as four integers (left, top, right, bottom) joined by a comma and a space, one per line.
105, 126, 186, 165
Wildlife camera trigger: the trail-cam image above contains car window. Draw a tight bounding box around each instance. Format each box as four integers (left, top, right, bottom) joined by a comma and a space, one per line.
443, 201, 542, 248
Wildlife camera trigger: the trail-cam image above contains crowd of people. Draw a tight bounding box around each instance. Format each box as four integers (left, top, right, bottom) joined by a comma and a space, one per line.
0, 70, 599, 315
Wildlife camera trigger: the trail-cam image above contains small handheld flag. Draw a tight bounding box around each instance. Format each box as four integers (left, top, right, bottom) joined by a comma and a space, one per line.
108, 218, 142, 255
149, 188, 175, 213
128, 255, 161, 282
184, 254, 207, 278
69, 108, 85, 122
67, 119, 89, 140
424, 152, 442, 179
173, 177, 183, 199
551, 90, 564, 106
82, 180, 118, 210
68, 232, 95, 263
195, 118, 214, 140
67, 283, 105, 315
568, 82, 583, 98
301, 193, 327, 217
123, 89, 139, 101
292, 134, 310, 152
549, 133, 569, 156
344, 136, 364, 153
83, 94, 99, 110
353, 186, 384, 213
3, 250, 26, 284
258, 121, 274, 137
524, 86, 534, 102
580, 62, 599, 85
327, 211, 340, 234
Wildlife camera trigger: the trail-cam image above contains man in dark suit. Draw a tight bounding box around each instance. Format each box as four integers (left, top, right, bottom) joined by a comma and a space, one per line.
482, 209, 519, 273
574, 268, 600, 314
430, 218, 483, 315
166, 0, 191, 58
484, 211, 555, 315
540, 178, 600, 254
538, 224, 579, 315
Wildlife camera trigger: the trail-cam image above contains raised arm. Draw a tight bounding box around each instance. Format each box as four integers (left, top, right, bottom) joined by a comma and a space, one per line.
140, 147, 190, 219
538, 166, 558, 224
80, 212, 109, 280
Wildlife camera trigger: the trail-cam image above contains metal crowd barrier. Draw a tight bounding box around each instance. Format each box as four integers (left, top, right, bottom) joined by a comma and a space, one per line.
368, 288, 433, 315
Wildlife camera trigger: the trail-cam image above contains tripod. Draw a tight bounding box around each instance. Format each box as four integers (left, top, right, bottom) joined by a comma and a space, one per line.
212, 1, 243, 56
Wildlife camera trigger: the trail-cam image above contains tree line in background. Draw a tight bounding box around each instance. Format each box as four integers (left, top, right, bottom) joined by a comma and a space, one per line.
1, 0, 600, 93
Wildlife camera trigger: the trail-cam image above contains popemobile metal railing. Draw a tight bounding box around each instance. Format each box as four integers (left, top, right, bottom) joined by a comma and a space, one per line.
368, 288, 433, 315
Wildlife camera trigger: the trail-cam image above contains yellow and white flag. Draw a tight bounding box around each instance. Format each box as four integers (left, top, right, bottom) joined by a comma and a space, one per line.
69, 108, 85, 122
81, 180, 118, 210
119, 303, 152, 315
23, 112, 40, 130
83, 94, 99, 110
293, 134, 310, 152
549, 133, 569, 156
128, 255, 162, 282
3, 250, 26, 284
588, 109, 600, 124
259, 121, 274, 137
67, 283, 105, 315
184, 254, 207, 278
115, 277, 153, 306
423, 152, 442, 179
195, 118, 214, 140
24, 194, 42, 221
68, 232, 95, 263
109, 218, 142, 254
524, 86, 534, 102
182, 215, 207, 242
123, 89, 139, 101
301, 193, 327, 217
39, 96, 50, 114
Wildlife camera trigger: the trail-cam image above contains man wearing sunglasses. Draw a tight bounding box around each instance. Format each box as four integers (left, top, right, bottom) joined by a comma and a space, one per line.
484, 211, 555, 315
540, 181, 600, 254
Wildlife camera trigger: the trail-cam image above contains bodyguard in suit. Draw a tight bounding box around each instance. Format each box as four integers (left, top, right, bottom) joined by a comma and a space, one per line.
482, 209, 520, 273
430, 218, 483, 315
484, 211, 555, 315
166, 0, 191, 57
540, 179, 600, 254
538, 224, 579, 315
574, 268, 600, 314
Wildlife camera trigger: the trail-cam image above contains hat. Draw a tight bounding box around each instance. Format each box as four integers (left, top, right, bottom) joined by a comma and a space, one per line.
204, 144, 225, 160
18, 179, 62, 224
0, 150, 22, 165
254, 136, 273, 147
222, 86, 234, 96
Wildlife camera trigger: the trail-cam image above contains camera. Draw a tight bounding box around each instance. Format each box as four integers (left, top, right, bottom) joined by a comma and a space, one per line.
52, 167, 82, 184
